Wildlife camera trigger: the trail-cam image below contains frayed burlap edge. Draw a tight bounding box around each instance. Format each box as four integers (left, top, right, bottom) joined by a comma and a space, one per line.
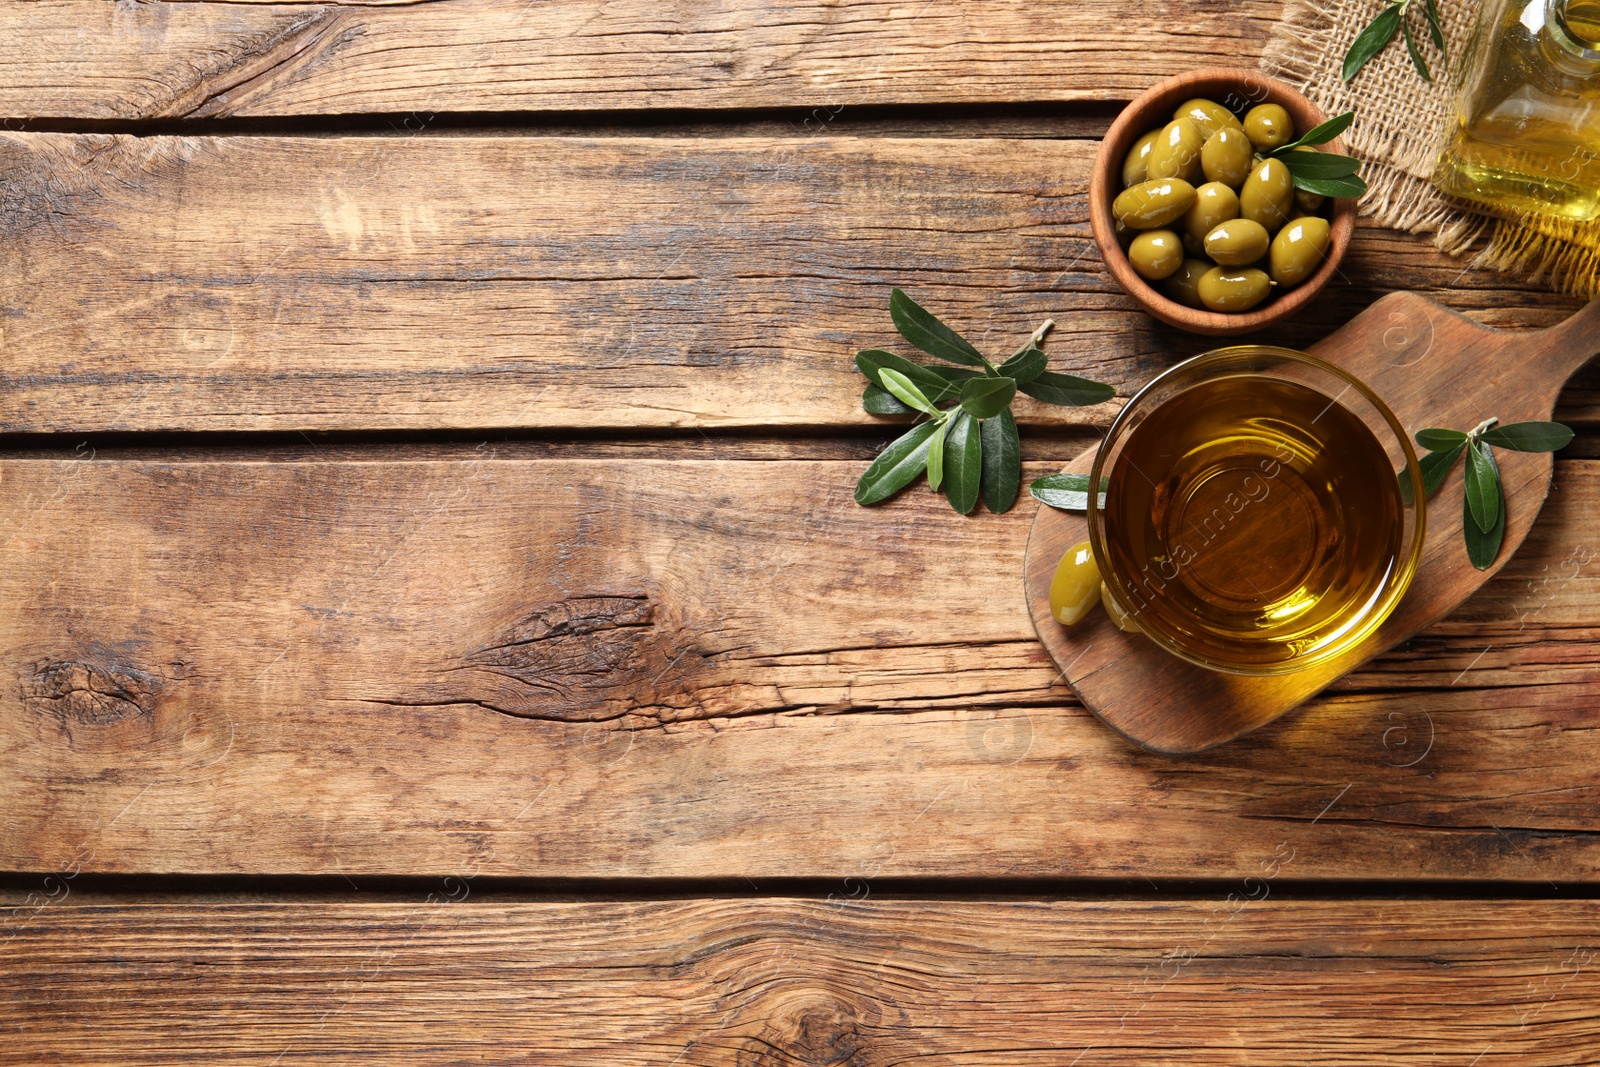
1476, 215, 1600, 297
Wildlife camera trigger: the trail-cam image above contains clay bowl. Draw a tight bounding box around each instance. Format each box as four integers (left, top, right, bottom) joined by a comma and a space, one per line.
1089, 68, 1357, 336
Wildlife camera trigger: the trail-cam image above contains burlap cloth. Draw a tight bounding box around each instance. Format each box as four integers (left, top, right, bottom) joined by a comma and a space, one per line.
1262, 0, 1600, 297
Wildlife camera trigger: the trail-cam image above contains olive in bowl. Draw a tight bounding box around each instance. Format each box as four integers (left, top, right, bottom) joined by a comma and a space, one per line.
1090, 69, 1356, 336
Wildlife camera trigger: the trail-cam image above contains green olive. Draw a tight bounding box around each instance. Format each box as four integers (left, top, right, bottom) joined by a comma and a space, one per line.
1122, 130, 1160, 188
1146, 118, 1204, 183
1164, 258, 1211, 308
1181, 232, 1205, 257
1127, 229, 1184, 281
1242, 103, 1294, 151
1173, 98, 1243, 139
1202, 218, 1271, 267
1112, 178, 1197, 229
1050, 541, 1102, 626
1200, 128, 1254, 189
1268, 215, 1332, 288
1294, 187, 1326, 213
1181, 181, 1240, 245
1197, 266, 1272, 312
1239, 158, 1294, 233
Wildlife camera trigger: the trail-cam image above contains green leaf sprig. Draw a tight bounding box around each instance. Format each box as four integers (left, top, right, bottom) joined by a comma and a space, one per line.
1028, 472, 1107, 512
1343, 0, 1448, 83
855, 289, 1115, 515
1404, 418, 1574, 569
1266, 111, 1369, 199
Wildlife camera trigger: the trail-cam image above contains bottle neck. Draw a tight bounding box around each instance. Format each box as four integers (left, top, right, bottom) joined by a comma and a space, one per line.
1550, 0, 1600, 54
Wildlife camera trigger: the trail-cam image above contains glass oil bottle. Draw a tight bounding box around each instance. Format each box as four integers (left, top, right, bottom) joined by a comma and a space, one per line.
1433, 0, 1600, 221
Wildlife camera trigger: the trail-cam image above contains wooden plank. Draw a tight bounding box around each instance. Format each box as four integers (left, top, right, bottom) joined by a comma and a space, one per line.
2, 453, 1598, 881
1, 131, 1593, 434
2, 898, 1598, 1064
0, 0, 1281, 120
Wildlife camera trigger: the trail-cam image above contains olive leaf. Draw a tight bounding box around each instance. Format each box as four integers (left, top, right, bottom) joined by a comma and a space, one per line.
1279, 162, 1368, 198
862, 383, 913, 416
1278, 111, 1356, 151
1343, 4, 1402, 80
1275, 151, 1363, 178
926, 418, 948, 492
959, 375, 1018, 419
1029, 472, 1109, 512
998, 345, 1048, 384
1422, 442, 1467, 494
1020, 370, 1116, 407
879, 368, 941, 416
1424, 0, 1447, 55
854, 291, 1114, 513
943, 411, 983, 515
1464, 439, 1500, 534
1480, 421, 1575, 452
1397, 440, 1465, 505
980, 409, 1022, 515
1415, 427, 1468, 451
1464, 472, 1506, 570
889, 288, 990, 368
1420, 441, 1466, 495
1400, 14, 1432, 81
854, 420, 942, 505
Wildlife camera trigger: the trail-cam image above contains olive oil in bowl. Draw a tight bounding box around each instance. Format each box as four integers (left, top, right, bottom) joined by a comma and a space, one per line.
1089, 348, 1423, 676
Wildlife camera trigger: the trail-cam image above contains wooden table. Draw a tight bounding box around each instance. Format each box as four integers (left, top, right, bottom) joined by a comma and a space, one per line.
3, 2, 1599, 1061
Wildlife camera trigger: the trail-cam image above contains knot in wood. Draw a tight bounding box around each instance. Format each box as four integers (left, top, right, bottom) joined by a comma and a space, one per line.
23, 656, 159, 726
453, 593, 687, 722
734, 991, 876, 1067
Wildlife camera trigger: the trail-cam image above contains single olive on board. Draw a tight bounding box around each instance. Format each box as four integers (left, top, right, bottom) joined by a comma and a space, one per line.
1269, 215, 1332, 287
1202, 218, 1270, 267
1113, 178, 1197, 229
1181, 181, 1240, 245
1122, 129, 1160, 188
1050, 541, 1102, 626
1239, 157, 1294, 233
1243, 103, 1293, 151
1173, 97, 1243, 138
1197, 266, 1273, 312
1128, 229, 1185, 281
1199, 127, 1254, 188
1146, 117, 1204, 183
1164, 258, 1212, 308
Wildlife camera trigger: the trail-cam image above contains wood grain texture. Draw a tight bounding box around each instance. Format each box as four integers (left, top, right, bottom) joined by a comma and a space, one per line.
3, 898, 1599, 1065
2, 453, 1598, 880
1, 130, 1595, 434
1027, 294, 1600, 753
0, 0, 1279, 120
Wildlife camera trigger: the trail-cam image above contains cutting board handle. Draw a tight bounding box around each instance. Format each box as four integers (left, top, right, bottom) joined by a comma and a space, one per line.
1529, 296, 1600, 384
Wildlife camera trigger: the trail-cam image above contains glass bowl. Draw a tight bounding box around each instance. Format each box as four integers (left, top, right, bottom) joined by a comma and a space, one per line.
1087, 345, 1425, 676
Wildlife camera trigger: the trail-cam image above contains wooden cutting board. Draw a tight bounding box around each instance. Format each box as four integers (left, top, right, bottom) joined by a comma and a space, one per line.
1024, 292, 1600, 755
